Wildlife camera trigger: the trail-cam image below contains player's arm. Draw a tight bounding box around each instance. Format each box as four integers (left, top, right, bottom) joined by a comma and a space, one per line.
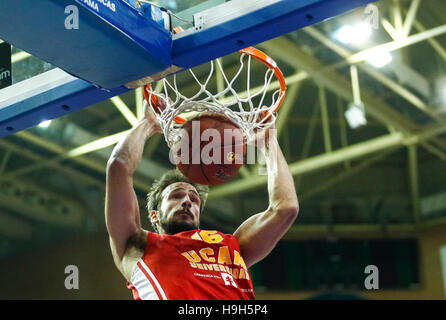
105, 101, 162, 266
234, 126, 299, 269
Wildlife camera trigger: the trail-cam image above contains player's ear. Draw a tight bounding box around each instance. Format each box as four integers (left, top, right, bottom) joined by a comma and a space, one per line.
150, 210, 160, 224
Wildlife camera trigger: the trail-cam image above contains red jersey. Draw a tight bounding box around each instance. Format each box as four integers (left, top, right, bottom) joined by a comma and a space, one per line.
127, 230, 255, 300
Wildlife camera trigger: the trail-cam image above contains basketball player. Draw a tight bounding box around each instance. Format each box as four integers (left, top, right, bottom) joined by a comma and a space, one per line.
105, 97, 299, 300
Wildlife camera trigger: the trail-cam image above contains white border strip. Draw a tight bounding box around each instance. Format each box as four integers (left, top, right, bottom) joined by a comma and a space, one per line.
174, 0, 282, 39
0, 68, 77, 109
138, 260, 168, 300
130, 266, 160, 300
440, 246, 446, 300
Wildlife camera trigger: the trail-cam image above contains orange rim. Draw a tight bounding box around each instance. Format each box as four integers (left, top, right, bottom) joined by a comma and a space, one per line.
239, 47, 287, 112
143, 84, 186, 124
143, 47, 286, 125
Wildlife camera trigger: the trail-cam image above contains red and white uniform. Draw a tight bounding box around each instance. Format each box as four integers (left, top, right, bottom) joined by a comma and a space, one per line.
127, 230, 255, 300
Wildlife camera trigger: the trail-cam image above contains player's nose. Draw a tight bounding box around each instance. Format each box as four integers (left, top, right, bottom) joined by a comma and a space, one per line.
182, 198, 192, 209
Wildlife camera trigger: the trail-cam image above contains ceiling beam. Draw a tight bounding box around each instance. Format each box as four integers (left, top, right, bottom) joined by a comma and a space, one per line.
284, 214, 446, 240
318, 86, 332, 153
0, 139, 105, 189
336, 96, 351, 169
407, 144, 421, 226
208, 119, 446, 199
11, 50, 31, 63
10, 121, 168, 189
382, 18, 400, 41
0, 211, 33, 240
420, 142, 446, 162
0, 149, 11, 175
402, 0, 421, 37
392, 0, 404, 35
295, 98, 320, 191
300, 147, 399, 201
283, 223, 415, 240
347, 24, 446, 64
110, 96, 138, 126
2, 130, 233, 229
303, 26, 446, 154
269, 31, 446, 149
0, 178, 85, 229
259, 37, 417, 134
1, 136, 232, 230
276, 82, 301, 138
303, 26, 440, 121
411, 18, 446, 62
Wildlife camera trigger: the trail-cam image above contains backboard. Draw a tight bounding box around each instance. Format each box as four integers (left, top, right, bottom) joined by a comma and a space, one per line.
0, 46, 128, 138
0, 0, 375, 138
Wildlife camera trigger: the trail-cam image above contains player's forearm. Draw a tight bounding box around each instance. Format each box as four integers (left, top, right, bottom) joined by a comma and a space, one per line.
108, 118, 157, 174
262, 135, 299, 212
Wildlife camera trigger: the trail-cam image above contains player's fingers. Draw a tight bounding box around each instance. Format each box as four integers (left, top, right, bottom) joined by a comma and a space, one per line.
154, 94, 174, 112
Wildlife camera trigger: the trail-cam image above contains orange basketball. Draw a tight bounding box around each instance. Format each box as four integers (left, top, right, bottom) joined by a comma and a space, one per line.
173, 114, 246, 185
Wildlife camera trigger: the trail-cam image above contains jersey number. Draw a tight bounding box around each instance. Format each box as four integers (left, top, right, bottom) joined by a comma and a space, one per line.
221, 272, 238, 288
193, 230, 224, 244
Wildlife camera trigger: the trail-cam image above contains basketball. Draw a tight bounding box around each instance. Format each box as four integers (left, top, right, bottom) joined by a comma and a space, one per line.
173, 113, 246, 185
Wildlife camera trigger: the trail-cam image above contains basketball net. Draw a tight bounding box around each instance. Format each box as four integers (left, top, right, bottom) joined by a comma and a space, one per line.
143, 47, 287, 148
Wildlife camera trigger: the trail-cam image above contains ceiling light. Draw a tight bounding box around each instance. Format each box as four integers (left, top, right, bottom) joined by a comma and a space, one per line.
334, 25, 354, 44
37, 120, 52, 128
334, 23, 372, 45
434, 76, 446, 106
345, 102, 367, 129
355, 23, 372, 42
366, 50, 393, 68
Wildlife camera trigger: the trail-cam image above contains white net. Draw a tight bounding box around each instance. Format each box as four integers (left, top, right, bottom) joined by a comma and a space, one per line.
145, 49, 285, 148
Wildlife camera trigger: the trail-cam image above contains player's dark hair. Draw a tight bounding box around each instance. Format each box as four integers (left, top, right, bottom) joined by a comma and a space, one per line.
146, 169, 209, 233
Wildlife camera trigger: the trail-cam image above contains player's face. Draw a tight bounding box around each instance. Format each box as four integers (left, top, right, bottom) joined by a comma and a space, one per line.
158, 182, 201, 234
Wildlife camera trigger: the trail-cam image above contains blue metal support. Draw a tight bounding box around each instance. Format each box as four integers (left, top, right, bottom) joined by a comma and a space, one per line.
0, 0, 376, 138
0, 76, 127, 137
0, 0, 172, 89
172, 0, 376, 68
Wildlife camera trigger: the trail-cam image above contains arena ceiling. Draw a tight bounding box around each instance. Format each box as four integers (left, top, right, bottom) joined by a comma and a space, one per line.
0, 0, 446, 258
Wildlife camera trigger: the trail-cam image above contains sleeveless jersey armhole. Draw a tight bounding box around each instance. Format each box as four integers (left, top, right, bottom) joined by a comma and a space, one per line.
127, 230, 153, 283
229, 233, 242, 252
143, 231, 156, 257
126, 231, 156, 298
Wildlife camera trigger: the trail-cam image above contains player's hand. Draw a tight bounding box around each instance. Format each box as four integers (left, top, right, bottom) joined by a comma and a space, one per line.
246, 108, 276, 149
142, 100, 162, 133
143, 94, 171, 134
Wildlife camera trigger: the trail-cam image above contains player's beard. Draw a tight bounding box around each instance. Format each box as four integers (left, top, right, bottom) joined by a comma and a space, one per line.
160, 212, 199, 235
